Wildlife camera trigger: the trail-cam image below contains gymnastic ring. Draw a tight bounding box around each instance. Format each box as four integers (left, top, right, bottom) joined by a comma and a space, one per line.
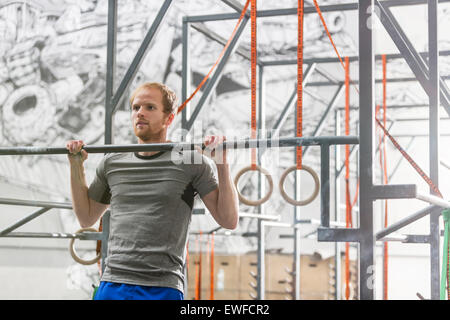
234, 165, 273, 206
69, 227, 101, 266
279, 165, 320, 206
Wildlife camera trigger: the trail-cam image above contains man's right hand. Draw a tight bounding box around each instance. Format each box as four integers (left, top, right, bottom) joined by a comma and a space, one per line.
66, 140, 88, 164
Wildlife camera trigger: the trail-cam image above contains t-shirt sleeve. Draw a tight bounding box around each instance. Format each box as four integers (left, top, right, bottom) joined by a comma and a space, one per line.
88, 156, 111, 204
192, 155, 218, 198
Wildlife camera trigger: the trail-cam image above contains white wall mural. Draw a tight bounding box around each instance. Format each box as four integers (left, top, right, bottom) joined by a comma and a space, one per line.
0, 0, 448, 258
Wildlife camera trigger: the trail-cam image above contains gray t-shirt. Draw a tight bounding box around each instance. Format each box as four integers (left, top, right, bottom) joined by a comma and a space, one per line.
88, 150, 218, 292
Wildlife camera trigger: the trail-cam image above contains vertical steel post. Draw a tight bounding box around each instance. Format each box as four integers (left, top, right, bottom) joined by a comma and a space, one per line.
359, 0, 376, 300
101, 0, 117, 275
257, 65, 266, 300
181, 16, 191, 295
428, 0, 440, 300
294, 147, 301, 300
105, 0, 117, 145
181, 17, 190, 137
334, 109, 342, 300
320, 144, 331, 228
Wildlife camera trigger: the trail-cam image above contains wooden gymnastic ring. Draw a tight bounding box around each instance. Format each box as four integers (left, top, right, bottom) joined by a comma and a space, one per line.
69, 227, 101, 265
234, 165, 273, 206
279, 165, 320, 206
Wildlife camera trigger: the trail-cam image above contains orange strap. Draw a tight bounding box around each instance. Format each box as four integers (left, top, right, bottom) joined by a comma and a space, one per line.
297, 0, 304, 170
210, 233, 215, 300
194, 233, 202, 300
376, 119, 442, 198
251, 0, 257, 170
177, 0, 251, 115
312, 0, 359, 95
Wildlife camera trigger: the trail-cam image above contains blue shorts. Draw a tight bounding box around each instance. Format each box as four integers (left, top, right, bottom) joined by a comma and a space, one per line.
93, 281, 184, 300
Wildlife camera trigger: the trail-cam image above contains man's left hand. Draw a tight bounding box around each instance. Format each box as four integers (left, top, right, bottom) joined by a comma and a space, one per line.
201, 135, 227, 165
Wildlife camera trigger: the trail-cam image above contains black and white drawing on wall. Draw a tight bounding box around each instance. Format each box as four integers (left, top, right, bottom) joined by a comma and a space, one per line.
0, 0, 449, 254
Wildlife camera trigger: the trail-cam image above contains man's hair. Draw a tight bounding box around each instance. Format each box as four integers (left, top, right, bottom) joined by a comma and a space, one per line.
129, 82, 178, 115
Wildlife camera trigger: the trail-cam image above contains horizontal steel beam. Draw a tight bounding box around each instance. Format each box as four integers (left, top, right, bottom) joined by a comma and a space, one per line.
186, 0, 450, 22
304, 75, 450, 88
262, 50, 450, 66
371, 184, 417, 200
0, 136, 359, 156
317, 227, 362, 242
0, 198, 72, 209
0, 231, 104, 240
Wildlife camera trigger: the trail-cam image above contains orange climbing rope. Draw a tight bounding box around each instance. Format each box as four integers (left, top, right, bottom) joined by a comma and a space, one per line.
297, 0, 304, 170
251, 0, 257, 170
194, 233, 202, 300
376, 119, 442, 198
210, 233, 215, 300
177, 0, 251, 115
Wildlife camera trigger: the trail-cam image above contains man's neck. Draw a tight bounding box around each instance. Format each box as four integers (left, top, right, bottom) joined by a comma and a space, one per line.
137, 136, 169, 157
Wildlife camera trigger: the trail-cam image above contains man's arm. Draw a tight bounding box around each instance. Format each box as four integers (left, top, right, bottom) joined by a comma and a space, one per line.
200, 136, 239, 230
67, 140, 109, 228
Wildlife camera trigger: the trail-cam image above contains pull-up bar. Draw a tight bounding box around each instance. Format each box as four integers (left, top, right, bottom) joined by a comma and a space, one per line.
0, 136, 358, 156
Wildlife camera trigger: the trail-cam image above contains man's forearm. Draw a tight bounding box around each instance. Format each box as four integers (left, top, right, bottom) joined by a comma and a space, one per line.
216, 163, 239, 229
70, 162, 92, 227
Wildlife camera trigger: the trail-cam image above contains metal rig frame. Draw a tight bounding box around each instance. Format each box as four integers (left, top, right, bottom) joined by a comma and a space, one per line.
0, 0, 449, 300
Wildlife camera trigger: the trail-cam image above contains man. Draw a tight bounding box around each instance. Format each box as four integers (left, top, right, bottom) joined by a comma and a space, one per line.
66, 82, 239, 300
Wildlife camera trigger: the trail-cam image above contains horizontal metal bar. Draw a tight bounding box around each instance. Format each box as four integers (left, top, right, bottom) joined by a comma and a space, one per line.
262, 221, 301, 229
376, 234, 407, 242
339, 104, 450, 111
403, 234, 431, 243
376, 205, 439, 240
377, 234, 433, 244
0, 198, 72, 209
371, 184, 417, 200
0, 231, 103, 240
317, 228, 362, 242
0, 136, 359, 156
416, 193, 450, 208
186, 0, 450, 22
296, 219, 346, 227
308, 76, 450, 88
262, 50, 450, 67
239, 213, 280, 221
